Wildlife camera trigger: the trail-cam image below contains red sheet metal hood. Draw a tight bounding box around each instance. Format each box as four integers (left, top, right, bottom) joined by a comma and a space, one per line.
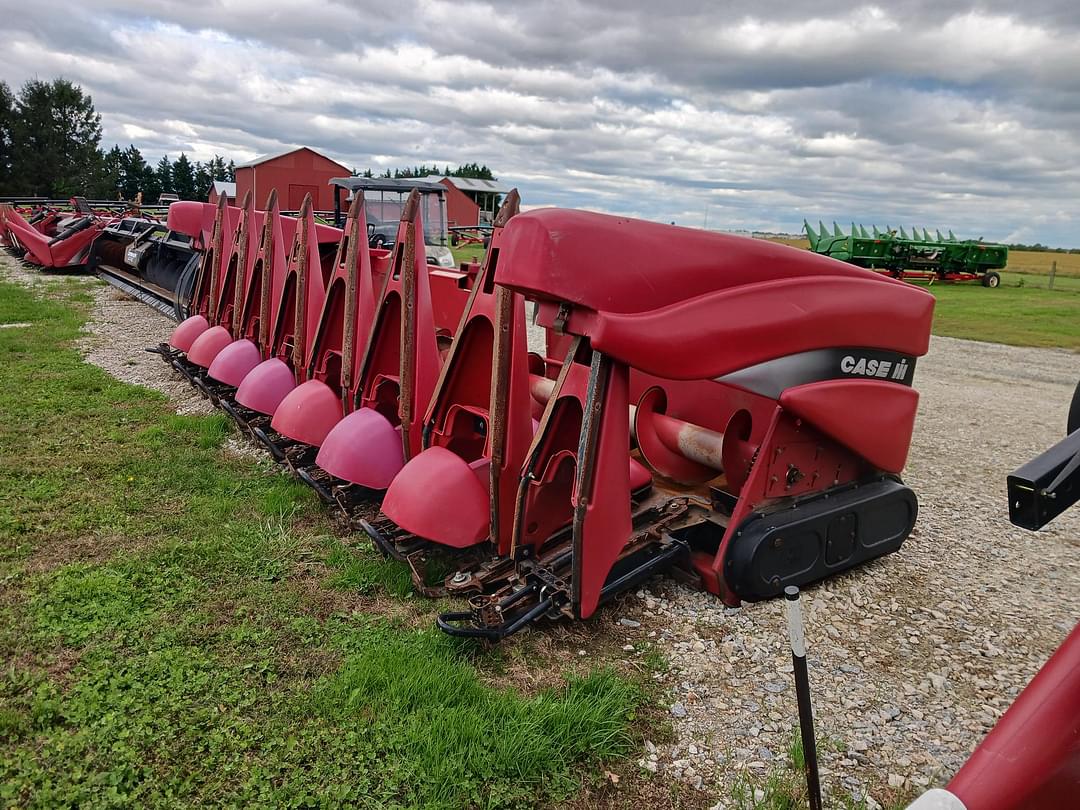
167, 201, 217, 242
494, 208, 889, 314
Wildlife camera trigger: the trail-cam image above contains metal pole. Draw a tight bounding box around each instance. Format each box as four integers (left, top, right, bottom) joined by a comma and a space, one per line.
785, 585, 822, 810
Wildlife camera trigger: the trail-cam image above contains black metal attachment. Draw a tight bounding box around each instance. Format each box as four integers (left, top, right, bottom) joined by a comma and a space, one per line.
1007, 428, 1080, 530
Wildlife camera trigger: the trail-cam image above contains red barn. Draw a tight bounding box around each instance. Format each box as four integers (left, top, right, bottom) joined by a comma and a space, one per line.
431, 176, 510, 227
207, 180, 236, 205
234, 147, 349, 211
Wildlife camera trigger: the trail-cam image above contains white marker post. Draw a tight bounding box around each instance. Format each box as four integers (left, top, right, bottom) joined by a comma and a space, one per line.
785, 585, 822, 810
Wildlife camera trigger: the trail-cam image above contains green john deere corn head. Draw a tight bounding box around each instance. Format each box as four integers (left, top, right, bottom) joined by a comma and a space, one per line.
804, 221, 1008, 285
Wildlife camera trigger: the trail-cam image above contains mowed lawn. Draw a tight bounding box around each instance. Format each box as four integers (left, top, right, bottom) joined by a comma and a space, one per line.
925, 282, 1080, 349
0, 277, 649, 809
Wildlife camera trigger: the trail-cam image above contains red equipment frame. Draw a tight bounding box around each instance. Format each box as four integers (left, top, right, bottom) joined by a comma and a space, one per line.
153, 194, 937, 641
346, 205, 936, 638
0, 202, 110, 269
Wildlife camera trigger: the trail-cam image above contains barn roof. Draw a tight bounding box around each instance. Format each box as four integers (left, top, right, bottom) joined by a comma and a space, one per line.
428, 176, 509, 194
210, 180, 236, 196
235, 146, 348, 171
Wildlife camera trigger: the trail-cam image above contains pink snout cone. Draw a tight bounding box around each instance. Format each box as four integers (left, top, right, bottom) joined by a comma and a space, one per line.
234, 358, 296, 416
186, 325, 234, 368
169, 314, 209, 352
270, 380, 344, 448
207, 339, 262, 386
315, 407, 404, 489
382, 447, 490, 548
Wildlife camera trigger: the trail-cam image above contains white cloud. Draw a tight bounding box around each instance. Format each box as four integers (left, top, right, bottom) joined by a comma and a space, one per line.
0, 1, 1078, 243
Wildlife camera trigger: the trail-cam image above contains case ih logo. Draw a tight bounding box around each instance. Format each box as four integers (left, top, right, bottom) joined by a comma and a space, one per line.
841, 354, 911, 382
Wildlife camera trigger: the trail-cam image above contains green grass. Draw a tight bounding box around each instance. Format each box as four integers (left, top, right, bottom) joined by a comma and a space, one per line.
0, 276, 643, 808
920, 281, 1080, 349
451, 243, 486, 266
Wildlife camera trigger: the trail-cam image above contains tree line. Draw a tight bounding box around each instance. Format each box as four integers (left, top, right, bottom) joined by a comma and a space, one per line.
0, 77, 234, 202
356, 162, 497, 180
1004, 242, 1080, 254
0, 76, 500, 204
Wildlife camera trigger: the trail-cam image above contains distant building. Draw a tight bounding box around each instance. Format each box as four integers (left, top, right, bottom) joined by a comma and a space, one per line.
427, 176, 511, 227
234, 147, 350, 211
207, 180, 236, 205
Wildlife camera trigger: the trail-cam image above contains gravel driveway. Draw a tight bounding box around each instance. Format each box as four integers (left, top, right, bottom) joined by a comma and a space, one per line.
631, 335, 1080, 806
7, 258, 1077, 807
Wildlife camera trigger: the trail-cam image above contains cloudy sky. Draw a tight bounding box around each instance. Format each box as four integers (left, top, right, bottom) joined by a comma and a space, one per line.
2, 1, 1079, 245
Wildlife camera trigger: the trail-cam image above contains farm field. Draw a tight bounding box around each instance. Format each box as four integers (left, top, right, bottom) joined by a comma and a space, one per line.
766, 238, 1080, 350
1007, 249, 1080, 277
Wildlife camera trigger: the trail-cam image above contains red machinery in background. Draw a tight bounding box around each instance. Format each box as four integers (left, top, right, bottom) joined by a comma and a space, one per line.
152, 189, 474, 499
0, 197, 114, 269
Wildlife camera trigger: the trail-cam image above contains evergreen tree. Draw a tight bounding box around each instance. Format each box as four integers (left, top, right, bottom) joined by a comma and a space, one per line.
118, 145, 151, 200
382, 162, 497, 182
171, 153, 196, 200
193, 161, 212, 199
226, 159, 235, 183
449, 162, 495, 180
208, 154, 228, 180
10, 78, 103, 196
140, 156, 161, 203
99, 145, 124, 199
0, 81, 13, 195
155, 155, 172, 197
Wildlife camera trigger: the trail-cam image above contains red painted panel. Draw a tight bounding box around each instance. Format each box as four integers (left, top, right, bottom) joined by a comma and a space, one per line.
583, 276, 934, 381
497, 208, 922, 314
779, 380, 919, 473
288, 184, 318, 211
949, 622, 1080, 810
574, 361, 633, 619
440, 179, 480, 227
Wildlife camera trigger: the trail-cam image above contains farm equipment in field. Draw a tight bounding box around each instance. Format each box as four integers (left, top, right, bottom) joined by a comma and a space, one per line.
0, 196, 205, 309
0, 197, 114, 270
153, 191, 935, 639
151, 189, 473, 487
805, 221, 1008, 287
87, 215, 203, 319
396, 210, 933, 638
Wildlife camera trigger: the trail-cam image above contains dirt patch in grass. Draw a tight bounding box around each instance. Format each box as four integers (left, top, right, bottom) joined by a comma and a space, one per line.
287, 562, 425, 626
20, 530, 158, 576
